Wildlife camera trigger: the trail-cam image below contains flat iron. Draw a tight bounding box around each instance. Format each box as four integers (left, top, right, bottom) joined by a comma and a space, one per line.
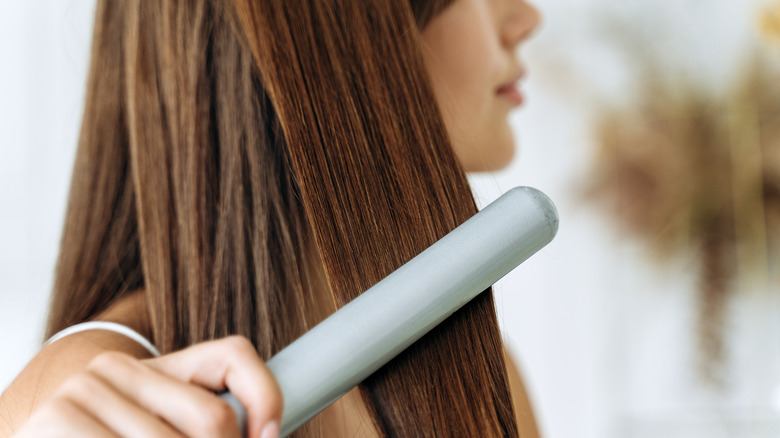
222, 186, 558, 436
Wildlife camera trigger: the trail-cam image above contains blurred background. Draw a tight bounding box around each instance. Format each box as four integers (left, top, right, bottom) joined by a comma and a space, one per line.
1, 0, 778, 437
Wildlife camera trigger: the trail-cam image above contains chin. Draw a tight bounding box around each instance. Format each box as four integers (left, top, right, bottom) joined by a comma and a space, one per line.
462, 142, 515, 173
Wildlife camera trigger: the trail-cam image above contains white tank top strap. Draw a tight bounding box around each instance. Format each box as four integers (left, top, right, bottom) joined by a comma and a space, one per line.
45, 321, 161, 358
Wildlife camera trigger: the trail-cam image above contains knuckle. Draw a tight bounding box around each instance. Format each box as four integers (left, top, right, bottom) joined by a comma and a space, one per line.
87, 350, 135, 371
222, 335, 256, 358
58, 371, 104, 397
41, 397, 76, 420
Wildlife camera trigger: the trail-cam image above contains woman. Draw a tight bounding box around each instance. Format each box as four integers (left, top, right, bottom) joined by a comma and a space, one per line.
0, 0, 540, 436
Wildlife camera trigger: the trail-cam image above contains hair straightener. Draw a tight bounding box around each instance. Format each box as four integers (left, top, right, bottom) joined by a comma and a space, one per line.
220, 186, 558, 437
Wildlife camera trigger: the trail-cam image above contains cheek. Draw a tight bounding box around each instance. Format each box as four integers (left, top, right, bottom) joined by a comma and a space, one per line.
423, 45, 505, 162
423, 19, 502, 126
444, 56, 515, 172
420, 1, 515, 171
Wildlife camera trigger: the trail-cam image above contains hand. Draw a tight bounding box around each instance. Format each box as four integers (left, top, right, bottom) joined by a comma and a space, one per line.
13, 336, 282, 438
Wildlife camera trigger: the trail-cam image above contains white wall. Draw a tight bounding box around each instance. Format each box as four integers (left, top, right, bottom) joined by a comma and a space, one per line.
2, 1, 779, 437
472, 0, 780, 437
0, 0, 94, 395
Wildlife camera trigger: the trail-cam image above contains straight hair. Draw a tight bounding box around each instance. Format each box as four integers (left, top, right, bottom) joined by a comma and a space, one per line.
47, 1, 518, 436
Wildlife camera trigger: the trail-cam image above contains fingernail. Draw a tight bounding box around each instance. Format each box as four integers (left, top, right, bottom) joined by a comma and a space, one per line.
261, 421, 279, 438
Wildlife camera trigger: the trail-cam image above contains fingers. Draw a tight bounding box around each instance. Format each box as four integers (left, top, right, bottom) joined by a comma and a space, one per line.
60, 369, 186, 438
84, 352, 220, 437
14, 396, 118, 438
86, 344, 274, 438
14, 336, 280, 438
144, 336, 283, 438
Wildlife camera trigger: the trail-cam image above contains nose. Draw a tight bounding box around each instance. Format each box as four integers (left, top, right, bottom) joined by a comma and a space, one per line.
500, 0, 542, 49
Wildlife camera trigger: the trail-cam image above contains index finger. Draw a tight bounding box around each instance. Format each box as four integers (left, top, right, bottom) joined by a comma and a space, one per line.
144, 336, 282, 438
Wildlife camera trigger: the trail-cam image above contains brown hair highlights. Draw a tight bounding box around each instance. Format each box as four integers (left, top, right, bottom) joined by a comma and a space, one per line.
48, 0, 518, 436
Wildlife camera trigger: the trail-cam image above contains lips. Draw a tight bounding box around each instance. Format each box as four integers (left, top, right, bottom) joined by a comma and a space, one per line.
496, 71, 525, 106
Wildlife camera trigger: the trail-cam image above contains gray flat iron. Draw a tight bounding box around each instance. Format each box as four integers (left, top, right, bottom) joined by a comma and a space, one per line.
221, 186, 558, 436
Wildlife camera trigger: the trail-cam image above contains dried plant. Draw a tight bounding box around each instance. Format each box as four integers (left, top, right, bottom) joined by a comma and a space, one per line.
760, 0, 780, 42
586, 47, 780, 384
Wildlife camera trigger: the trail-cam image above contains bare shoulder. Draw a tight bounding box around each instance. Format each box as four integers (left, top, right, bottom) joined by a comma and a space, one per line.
504, 345, 542, 438
0, 291, 152, 435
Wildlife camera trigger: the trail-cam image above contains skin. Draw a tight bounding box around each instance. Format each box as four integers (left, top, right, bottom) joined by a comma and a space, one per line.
1, 294, 284, 438
422, 0, 540, 172
0, 0, 542, 436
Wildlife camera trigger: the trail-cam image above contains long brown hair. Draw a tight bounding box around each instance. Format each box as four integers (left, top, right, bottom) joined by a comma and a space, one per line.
47, 1, 518, 436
